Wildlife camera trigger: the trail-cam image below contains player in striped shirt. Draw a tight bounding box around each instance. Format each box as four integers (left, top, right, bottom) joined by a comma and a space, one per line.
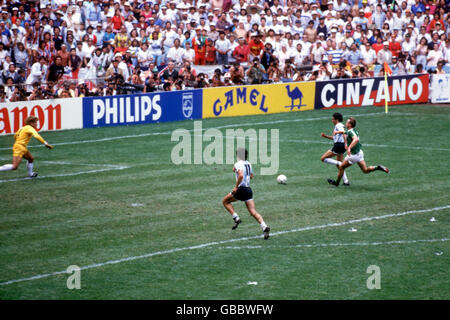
222, 148, 271, 239
328, 117, 389, 186
321, 112, 350, 186
0, 116, 53, 177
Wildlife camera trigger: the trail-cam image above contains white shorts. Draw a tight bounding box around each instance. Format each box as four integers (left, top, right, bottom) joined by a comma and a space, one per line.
345, 150, 364, 165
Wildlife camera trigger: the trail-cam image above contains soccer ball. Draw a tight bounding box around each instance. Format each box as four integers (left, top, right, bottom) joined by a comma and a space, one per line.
277, 174, 287, 184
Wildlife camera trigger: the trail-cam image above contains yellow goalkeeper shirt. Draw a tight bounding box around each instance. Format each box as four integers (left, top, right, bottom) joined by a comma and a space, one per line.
14, 125, 46, 147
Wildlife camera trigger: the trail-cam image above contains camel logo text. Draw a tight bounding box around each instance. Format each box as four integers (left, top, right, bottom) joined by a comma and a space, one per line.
202, 82, 315, 118
315, 74, 429, 109
284, 85, 307, 110
212, 87, 268, 117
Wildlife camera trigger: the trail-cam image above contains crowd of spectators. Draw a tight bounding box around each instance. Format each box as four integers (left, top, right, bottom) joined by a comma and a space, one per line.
0, 0, 449, 102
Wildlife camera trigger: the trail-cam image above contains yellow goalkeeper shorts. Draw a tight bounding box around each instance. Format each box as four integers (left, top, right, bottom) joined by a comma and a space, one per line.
12, 144, 28, 158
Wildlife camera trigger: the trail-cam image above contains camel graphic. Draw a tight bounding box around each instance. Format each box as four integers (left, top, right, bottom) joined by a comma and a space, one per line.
285, 85, 306, 110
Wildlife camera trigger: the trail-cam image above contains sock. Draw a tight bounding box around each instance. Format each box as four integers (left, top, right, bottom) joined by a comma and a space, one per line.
260, 221, 267, 231
343, 171, 349, 184
0, 164, 14, 171
324, 158, 339, 165
232, 213, 239, 220
26, 161, 34, 176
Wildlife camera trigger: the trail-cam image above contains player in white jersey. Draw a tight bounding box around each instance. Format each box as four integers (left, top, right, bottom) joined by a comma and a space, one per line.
320, 113, 350, 185
222, 148, 271, 240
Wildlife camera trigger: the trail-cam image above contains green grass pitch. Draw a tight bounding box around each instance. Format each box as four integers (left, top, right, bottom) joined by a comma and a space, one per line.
0, 104, 449, 299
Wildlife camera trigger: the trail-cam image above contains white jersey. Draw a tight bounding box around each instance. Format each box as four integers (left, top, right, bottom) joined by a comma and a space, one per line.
334, 122, 345, 143
234, 160, 252, 188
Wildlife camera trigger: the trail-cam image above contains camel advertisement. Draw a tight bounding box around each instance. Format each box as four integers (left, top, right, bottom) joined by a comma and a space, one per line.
314, 74, 429, 109
202, 82, 316, 119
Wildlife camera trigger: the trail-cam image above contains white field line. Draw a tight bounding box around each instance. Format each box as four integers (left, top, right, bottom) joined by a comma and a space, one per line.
0, 111, 399, 151
1, 204, 448, 286
0, 165, 129, 183
217, 238, 450, 250
195, 134, 450, 152
40, 160, 123, 167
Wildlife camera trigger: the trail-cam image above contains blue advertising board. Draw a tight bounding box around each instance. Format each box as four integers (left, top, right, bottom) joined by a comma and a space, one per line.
82, 89, 203, 128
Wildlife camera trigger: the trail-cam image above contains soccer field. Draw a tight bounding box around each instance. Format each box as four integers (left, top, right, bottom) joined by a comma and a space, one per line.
0, 104, 449, 299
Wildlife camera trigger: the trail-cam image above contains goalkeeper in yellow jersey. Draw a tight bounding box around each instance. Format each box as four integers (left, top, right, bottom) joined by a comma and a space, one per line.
0, 116, 53, 178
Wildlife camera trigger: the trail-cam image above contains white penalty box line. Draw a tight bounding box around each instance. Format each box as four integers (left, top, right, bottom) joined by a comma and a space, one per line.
0, 204, 449, 286
0, 111, 427, 151
217, 238, 450, 250
0, 161, 129, 183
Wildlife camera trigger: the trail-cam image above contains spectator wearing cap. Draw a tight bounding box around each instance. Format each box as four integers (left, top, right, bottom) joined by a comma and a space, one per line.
122, 2, 135, 20
345, 43, 363, 66
411, 0, 426, 16
316, 16, 328, 37
414, 8, 426, 30
232, 37, 249, 64
209, 24, 219, 42
429, 12, 445, 33
401, 33, 416, 59
193, 28, 208, 65
248, 33, 264, 62
377, 41, 392, 65
361, 42, 377, 71
216, 13, 231, 32
10, 24, 23, 47
92, 24, 105, 47
205, 38, 217, 65
105, 58, 125, 82
354, 9, 369, 31
310, 40, 325, 64
389, 32, 402, 58
57, 43, 70, 67
291, 19, 302, 35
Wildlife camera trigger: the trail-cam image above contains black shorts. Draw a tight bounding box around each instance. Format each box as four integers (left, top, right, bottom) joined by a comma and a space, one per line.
231, 186, 253, 202
331, 142, 346, 155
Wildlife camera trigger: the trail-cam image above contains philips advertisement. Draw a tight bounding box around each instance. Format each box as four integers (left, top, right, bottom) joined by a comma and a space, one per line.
314, 74, 429, 109
82, 90, 203, 128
